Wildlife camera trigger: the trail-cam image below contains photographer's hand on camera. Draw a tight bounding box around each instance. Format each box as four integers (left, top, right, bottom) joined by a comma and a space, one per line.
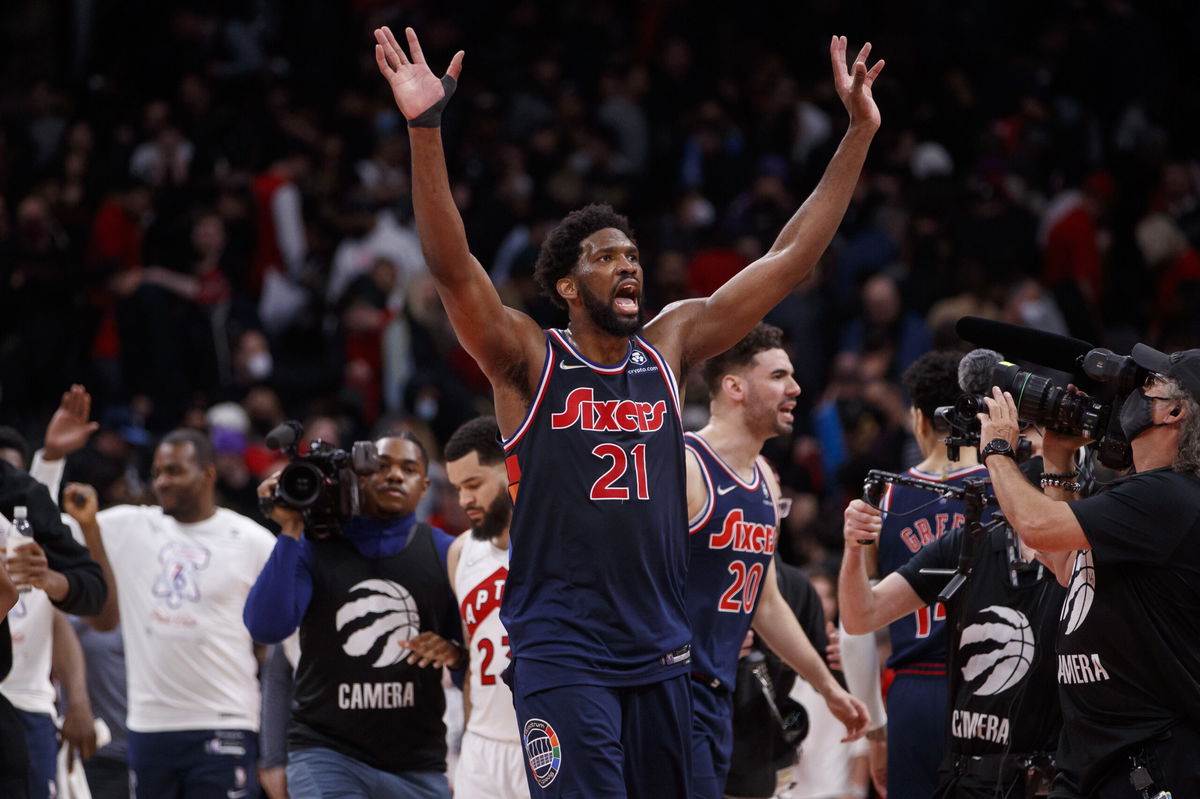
257, 473, 305, 540
843, 499, 883, 547
977, 387, 1088, 553
978, 387, 1020, 452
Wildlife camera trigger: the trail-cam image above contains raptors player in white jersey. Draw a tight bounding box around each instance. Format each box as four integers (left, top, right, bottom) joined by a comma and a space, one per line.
431, 417, 528, 799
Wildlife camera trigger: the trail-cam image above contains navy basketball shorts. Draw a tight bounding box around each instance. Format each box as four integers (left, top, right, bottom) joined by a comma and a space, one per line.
511, 661, 692, 799
689, 681, 734, 799
128, 729, 258, 799
886, 671, 948, 799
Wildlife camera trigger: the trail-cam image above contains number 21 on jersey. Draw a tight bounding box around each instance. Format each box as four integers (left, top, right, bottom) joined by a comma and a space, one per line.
590, 443, 650, 500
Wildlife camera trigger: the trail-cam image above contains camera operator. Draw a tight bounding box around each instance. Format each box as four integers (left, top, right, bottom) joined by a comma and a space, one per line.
977, 344, 1200, 797
245, 432, 462, 799
837, 351, 987, 799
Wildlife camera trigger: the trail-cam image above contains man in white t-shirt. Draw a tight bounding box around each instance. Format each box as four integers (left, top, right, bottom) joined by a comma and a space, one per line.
436, 417, 527, 799
70, 429, 276, 799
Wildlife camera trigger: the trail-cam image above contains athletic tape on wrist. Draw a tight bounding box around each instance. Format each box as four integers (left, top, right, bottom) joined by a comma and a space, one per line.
407, 75, 458, 128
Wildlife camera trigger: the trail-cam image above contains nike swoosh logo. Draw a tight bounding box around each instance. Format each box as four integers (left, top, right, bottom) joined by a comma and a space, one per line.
559, 360, 588, 370
716, 485, 737, 496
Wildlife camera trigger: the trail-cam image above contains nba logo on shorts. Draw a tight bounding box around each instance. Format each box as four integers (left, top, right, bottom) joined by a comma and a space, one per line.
523, 718, 562, 788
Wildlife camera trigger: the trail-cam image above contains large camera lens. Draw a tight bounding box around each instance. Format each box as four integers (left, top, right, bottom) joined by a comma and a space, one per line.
277, 462, 326, 508
990, 362, 1104, 437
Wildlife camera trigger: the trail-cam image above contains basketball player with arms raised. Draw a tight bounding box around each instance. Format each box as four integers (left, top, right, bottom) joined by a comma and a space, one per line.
375, 26, 882, 797
685, 324, 868, 799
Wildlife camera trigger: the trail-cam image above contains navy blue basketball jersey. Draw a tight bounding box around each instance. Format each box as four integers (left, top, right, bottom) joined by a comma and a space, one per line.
684, 433, 778, 690
877, 464, 989, 672
500, 329, 692, 686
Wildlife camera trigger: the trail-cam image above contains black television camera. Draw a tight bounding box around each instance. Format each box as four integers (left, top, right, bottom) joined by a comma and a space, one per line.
934, 394, 1035, 463
260, 421, 381, 539
938, 344, 1146, 470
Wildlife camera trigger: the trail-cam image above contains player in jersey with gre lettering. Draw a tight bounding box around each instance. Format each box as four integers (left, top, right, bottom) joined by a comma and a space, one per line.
71, 429, 276, 799
374, 25, 882, 797
839, 351, 989, 799
442, 417, 528, 799
685, 324, 868, 799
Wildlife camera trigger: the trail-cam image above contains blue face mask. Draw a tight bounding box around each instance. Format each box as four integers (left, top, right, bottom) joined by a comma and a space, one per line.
1118, 388, 1172, 441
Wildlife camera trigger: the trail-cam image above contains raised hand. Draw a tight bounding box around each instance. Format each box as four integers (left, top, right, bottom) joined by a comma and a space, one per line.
43, 385, 99, 461
373, 26, 464, 124
63, 483, 99, 527
830, 36, 884, 130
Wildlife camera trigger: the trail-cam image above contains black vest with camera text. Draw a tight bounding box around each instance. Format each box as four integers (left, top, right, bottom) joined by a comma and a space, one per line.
288, 523, 452, 773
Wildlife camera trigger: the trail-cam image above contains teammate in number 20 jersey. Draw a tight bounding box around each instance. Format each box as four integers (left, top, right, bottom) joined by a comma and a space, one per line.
685, 324, 869, 799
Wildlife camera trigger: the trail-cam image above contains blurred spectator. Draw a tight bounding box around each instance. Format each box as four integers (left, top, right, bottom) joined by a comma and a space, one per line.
839, 273, 932, 381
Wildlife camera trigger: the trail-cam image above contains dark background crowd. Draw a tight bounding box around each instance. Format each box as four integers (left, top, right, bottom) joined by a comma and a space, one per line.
3, 0, 1200, 568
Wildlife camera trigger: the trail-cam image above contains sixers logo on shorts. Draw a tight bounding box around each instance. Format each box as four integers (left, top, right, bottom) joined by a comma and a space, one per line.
523, 718, 562, 788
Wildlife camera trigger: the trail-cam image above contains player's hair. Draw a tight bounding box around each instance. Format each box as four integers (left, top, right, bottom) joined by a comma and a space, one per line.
160, 428, 216, 468
700, 323, 786, 395
0, 426, 30, 469
377, 429, 430, 473
902, 350, 964, 433
1165, 378, 1200, 476
534, 204, 635, 310
444, 416, 504, 466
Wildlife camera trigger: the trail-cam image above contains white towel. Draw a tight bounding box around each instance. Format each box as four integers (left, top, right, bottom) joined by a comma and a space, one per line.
55, 717, 113, 799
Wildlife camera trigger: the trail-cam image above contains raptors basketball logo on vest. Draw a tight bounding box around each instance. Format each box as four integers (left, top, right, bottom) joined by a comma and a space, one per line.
1057, 551, 1110, 685
336, 578, 420, 667
950, 604, 1036, 746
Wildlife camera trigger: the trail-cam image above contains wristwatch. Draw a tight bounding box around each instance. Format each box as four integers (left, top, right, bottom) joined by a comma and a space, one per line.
981, 438, 1016, 463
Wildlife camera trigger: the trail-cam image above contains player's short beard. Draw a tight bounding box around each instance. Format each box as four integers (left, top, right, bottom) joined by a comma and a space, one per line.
577, 280, 645, 338
471, 490, 512, 542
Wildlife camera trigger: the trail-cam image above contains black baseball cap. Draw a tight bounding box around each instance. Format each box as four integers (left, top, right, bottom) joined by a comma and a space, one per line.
1131, 344, 1200, 403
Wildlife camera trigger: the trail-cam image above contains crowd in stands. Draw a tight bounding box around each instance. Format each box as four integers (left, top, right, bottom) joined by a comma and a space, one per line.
2, 0, 1200, 573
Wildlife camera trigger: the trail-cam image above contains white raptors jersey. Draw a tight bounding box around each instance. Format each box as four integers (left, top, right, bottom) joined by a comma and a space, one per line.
453, 533, 519, 743
0, 588, 55, 715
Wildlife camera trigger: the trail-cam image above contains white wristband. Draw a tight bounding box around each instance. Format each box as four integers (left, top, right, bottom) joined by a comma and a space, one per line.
838, 620, 887, 730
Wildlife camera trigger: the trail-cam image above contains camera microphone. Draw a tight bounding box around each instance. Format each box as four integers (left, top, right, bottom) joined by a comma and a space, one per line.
958, 348, 1004, 395
265, 421, 303, 451
955, 317, 1094, 377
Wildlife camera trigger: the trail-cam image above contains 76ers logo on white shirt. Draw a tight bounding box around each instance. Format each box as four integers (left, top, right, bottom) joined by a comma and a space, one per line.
152, 541, 212, 608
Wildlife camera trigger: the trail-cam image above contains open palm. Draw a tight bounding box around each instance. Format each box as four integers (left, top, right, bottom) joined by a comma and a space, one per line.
831, 36, 885, 129
374, 26, 464, 121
